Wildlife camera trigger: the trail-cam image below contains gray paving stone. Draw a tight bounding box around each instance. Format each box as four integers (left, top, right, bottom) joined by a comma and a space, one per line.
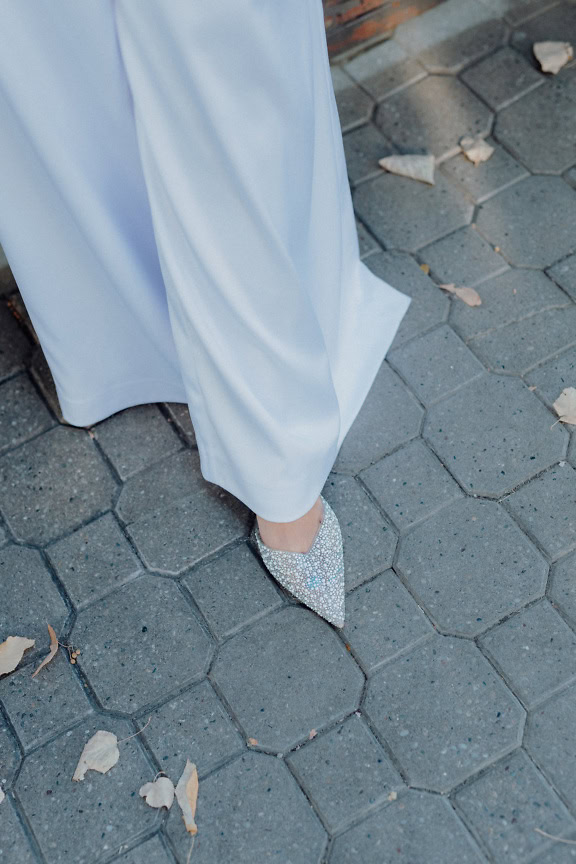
521, 346, 576, 412
211, 606, 363, 752
570, 433, 576, 469
439, 136, 530, 204
73, 574, 213, 713
393, 0, 502, 56
485, 0, 561, 27
504, 463, 576, 561
0, 719, 20, 789
333, 362, 422, 475
0, 544, 69, 654
117, 450, 251, 575
549, 551, 576, 627
331, 66, 373, 132
526, 684, 576, 812
468, 305, 576, 374
343, 123, 395, 186
94, 404, 182, 481
45, 512, 142, 610
0, 302, 30, 382
343, 39, 427, 102
0, 426, 117, 545
374, 76, 492, 162
548, 251, 576, 301
424, 374, 568, 497
537, 839, 576, 864
29, 346, 65, 424
364, 634, 524, 792
354, 170, 474, 253
286, 714, 403, 832
510, 3, 576, 67
183, 543, 283, 640
360, 438, 464, 532
322, 473, 397, 591
396, 497, 548, 637
166, 751, 326, 864
6, 292, 38, 345
476, 175, 576, 268
110, 836, 173, 864
340, 569, 434, 674
479, 600, 576, 708
0, 373, 54, 454
138, 679, 243, 780
418, 227, 509, 287
0, 653, 93, 751
454, 748, 576, 863
450, 268, 570, 342
364, 251, 450, 350
0, 795, 38, 864
387, 325, 486, 408
417, 18, 508, 75
356, 219, 379, 259
461, 45, 544, 110
15, 716, 159, 864
330, 789, 486, 864
164, 402, 197, 446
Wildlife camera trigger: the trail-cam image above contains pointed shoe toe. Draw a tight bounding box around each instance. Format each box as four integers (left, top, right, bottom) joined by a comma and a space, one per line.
251, 495, 345, 628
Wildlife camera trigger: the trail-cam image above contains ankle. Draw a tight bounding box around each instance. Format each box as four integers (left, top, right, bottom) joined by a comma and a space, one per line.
256, 496, 324, 553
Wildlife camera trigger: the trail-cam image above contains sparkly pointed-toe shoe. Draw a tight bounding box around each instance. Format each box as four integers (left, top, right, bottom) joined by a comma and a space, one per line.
251, 495, 345, 628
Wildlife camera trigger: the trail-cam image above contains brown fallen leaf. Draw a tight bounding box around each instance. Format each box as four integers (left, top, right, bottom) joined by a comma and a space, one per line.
175, 759, 199, 835
378, 154, 435, 185
32, 624, 58, 678
0, 636, 35, 677
533, 40, 574, 74
419, 263, 430, 274
553, 387, 576, 425
139, 775, 175, 810
459, 135, 494, 166
72, 730, 120, 781
438, 282, 482, 307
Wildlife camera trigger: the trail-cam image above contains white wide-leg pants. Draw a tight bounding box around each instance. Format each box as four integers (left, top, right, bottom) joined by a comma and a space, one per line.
0, 0, 411, 521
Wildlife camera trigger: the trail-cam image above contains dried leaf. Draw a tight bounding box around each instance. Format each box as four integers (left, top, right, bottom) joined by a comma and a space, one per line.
31, 624, 58, 678
139, 776, 175, 810
439, 282, 482, 307
553, 387, 576, 425
419, 263, 430, 274
175, 760, 199, 835
309, 729, 317, 740
72, 730, 120, 781
388, 790, 398, 801
378, 154, 435, 185
247, 738, 259, 747
0, 636, 35, 676
459, 135, 494, 165
0, 786, 4, 804
533, 40, 573, 74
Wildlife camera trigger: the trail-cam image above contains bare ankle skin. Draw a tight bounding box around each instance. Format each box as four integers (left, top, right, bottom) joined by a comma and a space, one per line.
256, 495, 324, 554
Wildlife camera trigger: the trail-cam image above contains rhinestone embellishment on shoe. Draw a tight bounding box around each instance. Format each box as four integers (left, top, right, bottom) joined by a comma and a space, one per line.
251, 495, 345, 628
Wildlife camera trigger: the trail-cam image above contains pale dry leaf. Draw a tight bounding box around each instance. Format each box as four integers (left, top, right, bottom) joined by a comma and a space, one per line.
553, 386, 576, 425
72, 730, 120, 781
438, 282, 482, 307
139, 776, 175, 810
0, 636, 35, 677
31, 624, 58, 678
419, 263, 430, 274
247, 737, 259, 747
175, 759, 199, 835
0, 786, 4, 804
378, 154, 435, 185
387, 790, 398, 801
459, 135, 494, 165
533, 40, 573, 74
309, 729, 317, 740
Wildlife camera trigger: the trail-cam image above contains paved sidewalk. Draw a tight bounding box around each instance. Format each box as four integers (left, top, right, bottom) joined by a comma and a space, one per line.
2, 1, 576, 861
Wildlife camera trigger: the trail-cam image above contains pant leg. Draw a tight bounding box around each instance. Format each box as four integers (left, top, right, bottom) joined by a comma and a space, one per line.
113, 0, 411, 521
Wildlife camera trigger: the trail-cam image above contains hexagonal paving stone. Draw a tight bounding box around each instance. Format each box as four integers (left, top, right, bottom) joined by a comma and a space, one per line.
343, 124, 394, 187
287, 714, 403, 833
454, 749, 576, 863
166, 751, 326, 864
0, 796, 37, 864
364, 634, 524, 792
475, 176, 576, 268
550, 551, 576, 627
0, 373, 54, 454
322, 474, 397, 591
416, 18, 507, 75
15, 717, 159, 864
211, 606, 364, 752
330, 789, 486, 864
418, 226, 509, 288
479, 599, 576, 708
374, 76, 492, 162
395, 497, 548, 636
0, 301, 30, 382
510, 2, 576, 66
333, 363, 423, 474
0, 544, 69, 653
29, 345, 64, 423
461, 45, 544, 110
109, 836, 173, 864
343, 38, 427, 102
424, 374, 568, 497
164, 402, 196, 446
356, 219, 379, 259
354, 171, 474, 253
526, 684, 576, 811
93, 404, 182, 480
547, 251, 576, 301
0, 718, 20, 789
116, 450, 251, 575
138, 679, 243, 780
0, 653, 93, 751
341, 570, 434, 674
439, 136, 529, 204
0, 426, 117, 545
73, 574, 213, 713
331, 66, 373, 132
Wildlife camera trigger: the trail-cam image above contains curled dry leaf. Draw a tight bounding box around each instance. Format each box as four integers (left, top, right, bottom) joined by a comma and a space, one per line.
439, 282, 482, 307
533, 40, 573, 74
175, 759, 199, 835
139, 776, 175, 810
553, 387, 576, 425
378, 154, 435, 185
72, 730, 120, 781
0, 636, 35, 677
459, 135, 494, 166
32, 624, 58, 678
